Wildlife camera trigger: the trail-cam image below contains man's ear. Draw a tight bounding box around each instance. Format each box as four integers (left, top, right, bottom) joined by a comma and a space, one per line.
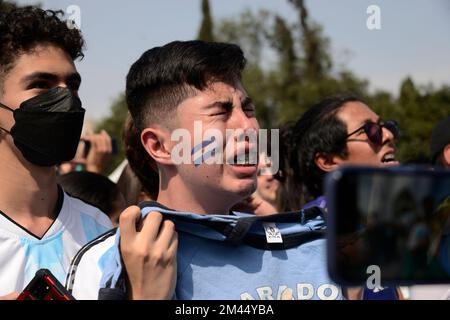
314, 152, 341, 173
141, 127, 173, 166
443, 144, 450, 167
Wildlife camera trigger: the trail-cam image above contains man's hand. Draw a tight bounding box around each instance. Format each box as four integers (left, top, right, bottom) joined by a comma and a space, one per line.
119, 206, 178, 300
0, 292, 19, 300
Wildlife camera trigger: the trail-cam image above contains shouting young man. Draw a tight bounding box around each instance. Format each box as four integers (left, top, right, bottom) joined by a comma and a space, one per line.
67, 41, 340, 300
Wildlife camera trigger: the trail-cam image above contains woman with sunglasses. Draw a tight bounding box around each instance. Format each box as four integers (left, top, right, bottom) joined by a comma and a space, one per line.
290, 95, 402, 299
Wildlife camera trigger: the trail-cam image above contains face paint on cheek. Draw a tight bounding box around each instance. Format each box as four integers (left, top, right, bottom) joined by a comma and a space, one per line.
191, 136, 217, 167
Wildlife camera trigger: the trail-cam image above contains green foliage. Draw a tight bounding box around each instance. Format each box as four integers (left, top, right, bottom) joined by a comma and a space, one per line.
97, 0, 449, 171
217, 9, 271, 65
395, 79, 450, 162
95, 94, 128, 174
289, 0, 332, 80
216, 3, 369, 127
368, 78, 450, 162
0, 0, 18, 12
214, 0, 448, 163
0, 0, 42, 12
197, 0, 214, 42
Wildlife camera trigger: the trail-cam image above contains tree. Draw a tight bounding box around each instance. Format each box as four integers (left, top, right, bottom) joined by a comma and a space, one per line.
394, 78, 450, 162
269, 15, 297, 84
289, 0, 332, 81
197, 0, 214, 42
216, 2, 369, 126
216, 9, 275, 127
95, 94, 128, 174
0, 0, 18, 12
96, 0, 450, 168
0, 0, 42, 12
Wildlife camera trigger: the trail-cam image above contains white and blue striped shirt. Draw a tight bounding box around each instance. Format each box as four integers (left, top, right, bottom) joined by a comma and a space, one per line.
0, 190, 113, 295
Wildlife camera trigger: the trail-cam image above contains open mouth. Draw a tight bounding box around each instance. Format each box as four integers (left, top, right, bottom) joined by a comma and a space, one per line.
225, 145, 258, 167
381, 152, 398, 164
231, 152, 257, 166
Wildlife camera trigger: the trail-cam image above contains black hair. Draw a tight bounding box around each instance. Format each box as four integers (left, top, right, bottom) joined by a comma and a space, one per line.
57, 171, 121, 218
0, 6, 84, 85
116, 163, 145, 207
125, 40, 246, 132
274, 121, 306, 211
290, 95, 363, 198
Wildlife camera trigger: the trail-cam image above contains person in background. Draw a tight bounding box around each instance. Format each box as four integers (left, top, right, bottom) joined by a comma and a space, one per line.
58, 130, 114, 175
116, 164, 151, 207
430, 115, 450, 168
255, 152, 280, 209
232, 153, 279, 216
273, 121, 307, 213
57, 171, 126, 227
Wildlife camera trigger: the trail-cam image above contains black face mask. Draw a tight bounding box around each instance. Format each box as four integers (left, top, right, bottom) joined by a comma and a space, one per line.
0, 87, 85, 166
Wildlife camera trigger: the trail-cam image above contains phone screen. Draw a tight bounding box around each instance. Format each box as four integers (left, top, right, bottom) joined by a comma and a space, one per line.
325, 166, 450, 286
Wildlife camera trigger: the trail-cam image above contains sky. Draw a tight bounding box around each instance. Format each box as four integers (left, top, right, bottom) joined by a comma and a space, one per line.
16, 0, 450, 123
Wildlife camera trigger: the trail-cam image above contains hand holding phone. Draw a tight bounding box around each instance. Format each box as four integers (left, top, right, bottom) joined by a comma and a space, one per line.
78, 131, 117, 173
325, 166, 450, 286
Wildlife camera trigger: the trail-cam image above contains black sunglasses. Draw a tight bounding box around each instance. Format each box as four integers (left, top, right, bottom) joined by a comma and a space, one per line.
346, 120, 399, 147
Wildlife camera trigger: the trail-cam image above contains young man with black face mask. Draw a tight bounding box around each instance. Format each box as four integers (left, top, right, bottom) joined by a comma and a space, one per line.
0, 7, 113, 298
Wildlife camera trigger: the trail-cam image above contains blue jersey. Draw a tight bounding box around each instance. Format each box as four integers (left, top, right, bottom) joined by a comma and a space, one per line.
68, 202, 343, 300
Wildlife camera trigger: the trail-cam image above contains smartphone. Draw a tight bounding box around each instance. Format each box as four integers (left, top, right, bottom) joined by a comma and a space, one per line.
82, 140, 91, 159
325, 166, 450, 286
81, 137, 118, 158
17, 269, 75, 300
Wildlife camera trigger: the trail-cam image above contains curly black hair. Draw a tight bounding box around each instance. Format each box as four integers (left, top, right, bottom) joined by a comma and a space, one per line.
0, 6, 85, 83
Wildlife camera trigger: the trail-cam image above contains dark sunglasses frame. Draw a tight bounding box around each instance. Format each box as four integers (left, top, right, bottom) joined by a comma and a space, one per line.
346, 120, 399, 147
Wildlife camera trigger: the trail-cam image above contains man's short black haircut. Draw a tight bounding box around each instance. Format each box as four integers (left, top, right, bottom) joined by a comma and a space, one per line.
126, 40, 246, 132
290, 95, 363, 198
0, 6, 84, 86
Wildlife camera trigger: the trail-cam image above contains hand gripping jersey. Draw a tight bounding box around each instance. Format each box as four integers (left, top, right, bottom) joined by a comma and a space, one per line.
0, 188, 113, 295
67, 201, 343, 300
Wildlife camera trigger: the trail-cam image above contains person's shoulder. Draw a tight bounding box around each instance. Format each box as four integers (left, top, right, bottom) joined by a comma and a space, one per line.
71, 228, 117, 267
63, 191, 113, 228
66, 228, 117, 299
